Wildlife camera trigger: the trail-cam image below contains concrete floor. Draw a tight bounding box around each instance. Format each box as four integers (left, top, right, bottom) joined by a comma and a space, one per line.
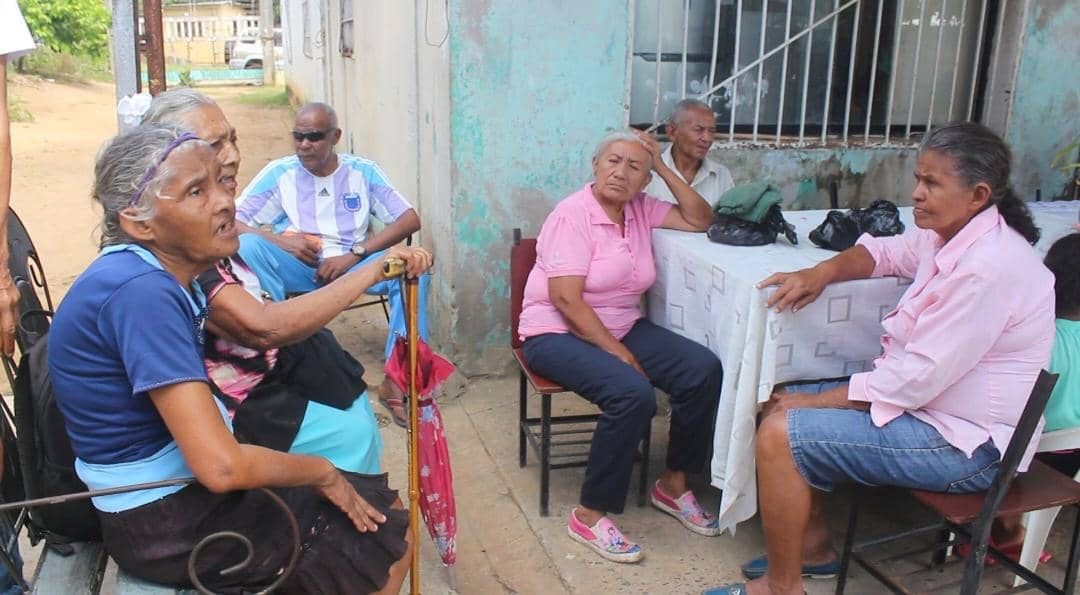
377, 372, 1080, 595
12, 306, 1080, 594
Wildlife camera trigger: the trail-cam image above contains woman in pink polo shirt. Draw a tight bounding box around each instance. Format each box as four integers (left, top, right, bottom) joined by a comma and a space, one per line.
704, 123, 1055, 595
519, 130, 722, 563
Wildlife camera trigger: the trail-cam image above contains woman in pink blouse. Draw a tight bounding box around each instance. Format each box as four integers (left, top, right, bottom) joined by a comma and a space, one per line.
705, 123, 1055, 595
519, 130, 722, 563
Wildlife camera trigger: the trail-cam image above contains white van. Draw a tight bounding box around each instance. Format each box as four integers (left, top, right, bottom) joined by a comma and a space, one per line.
226, 28, 284, 70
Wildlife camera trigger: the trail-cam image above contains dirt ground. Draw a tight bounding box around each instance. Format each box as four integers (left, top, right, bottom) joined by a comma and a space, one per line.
8, 77, 296, 299
5, 76, 399, 398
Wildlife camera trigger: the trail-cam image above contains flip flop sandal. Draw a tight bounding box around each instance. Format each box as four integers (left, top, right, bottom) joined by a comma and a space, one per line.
377, 378, 409, 428
955, 541, 1053, 566
378, 393, 409, 428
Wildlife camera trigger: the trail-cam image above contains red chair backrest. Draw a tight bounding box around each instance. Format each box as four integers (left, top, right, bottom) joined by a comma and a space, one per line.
510, 234, 537, 349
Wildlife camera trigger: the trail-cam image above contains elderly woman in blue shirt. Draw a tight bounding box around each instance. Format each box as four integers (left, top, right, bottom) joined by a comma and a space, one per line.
48, 125, 431, 593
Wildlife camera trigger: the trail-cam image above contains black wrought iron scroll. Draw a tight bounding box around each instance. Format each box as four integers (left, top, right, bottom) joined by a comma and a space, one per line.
0, 479, 302, 594
186, 487, 301, 595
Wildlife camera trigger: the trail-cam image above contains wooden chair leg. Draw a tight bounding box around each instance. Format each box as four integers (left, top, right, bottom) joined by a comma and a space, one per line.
518, 371, 527, 468
638, 427, 651, 507
836, 490, 861, 595
540, 393, 552, 517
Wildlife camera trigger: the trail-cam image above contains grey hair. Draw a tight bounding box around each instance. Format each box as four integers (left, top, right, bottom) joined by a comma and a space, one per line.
93, 125, 193, 248
141, 88, 217, 129
668, 99, 714, 125
297, 101, 339, 130
919, 122, 1039, 244
591, 130, 652, 168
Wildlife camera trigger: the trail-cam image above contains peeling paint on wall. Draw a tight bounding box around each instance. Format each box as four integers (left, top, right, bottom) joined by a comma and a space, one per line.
713, 147, 917, 210
313, 0, 1076, 377
445, 1, 631, 373
1007, 0, 1079, 200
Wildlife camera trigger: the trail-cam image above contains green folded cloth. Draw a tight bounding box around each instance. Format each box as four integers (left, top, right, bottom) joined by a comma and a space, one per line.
713, 181, 782, 224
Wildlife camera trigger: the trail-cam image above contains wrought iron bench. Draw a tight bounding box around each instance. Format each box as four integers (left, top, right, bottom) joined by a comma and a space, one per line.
0, 209, 299, 594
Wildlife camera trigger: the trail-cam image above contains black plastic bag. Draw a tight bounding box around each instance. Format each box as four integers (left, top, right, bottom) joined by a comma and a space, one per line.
852, 199, 905, 237
809, 200, 905, 251
707, 205, 798, 247
808, 210, 861, 251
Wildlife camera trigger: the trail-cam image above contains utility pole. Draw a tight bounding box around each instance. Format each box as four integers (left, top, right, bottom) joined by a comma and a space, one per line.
143, 0, 166, 95
259, 0, 276, 86
110, 0, 139, 130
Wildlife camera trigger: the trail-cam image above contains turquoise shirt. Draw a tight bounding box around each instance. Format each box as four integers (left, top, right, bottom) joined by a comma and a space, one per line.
1043, 319, 1080, 432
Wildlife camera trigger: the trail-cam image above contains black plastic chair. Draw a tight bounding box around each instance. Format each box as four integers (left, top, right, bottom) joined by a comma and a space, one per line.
836, 370, 1080, 594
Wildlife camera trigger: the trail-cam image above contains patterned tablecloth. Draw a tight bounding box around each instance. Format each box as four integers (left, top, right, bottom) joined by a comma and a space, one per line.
647, 201, 1080, 534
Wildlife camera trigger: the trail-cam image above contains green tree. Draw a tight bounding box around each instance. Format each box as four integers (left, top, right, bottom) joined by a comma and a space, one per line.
18, 0, 110, 58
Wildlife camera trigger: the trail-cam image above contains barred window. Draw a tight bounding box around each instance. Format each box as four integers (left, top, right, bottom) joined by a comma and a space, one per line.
630, 0, 1012, 146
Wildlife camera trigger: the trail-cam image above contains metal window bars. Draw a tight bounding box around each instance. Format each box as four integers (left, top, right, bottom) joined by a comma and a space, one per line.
632, 0, 1004, 147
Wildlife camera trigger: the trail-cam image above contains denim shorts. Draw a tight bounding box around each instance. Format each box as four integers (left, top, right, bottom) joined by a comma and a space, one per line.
786, 405, 1000, 494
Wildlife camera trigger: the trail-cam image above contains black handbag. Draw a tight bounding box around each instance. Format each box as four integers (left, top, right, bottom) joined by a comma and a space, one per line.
228, 328, 367, 452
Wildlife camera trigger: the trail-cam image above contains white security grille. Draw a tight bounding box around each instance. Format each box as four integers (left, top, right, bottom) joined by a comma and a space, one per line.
630, 0, 1010, 146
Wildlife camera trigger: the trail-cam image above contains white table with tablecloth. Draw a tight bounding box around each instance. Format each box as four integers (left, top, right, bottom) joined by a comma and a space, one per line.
646, 201, 1080, 534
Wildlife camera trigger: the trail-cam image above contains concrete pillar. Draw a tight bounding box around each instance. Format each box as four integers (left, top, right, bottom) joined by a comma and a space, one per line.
110, 0, 139, 131
260, 0, 276, 85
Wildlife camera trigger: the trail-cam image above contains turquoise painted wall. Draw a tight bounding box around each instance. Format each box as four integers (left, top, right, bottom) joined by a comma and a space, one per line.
1008, 0, 1080, 200
438, 0, 1075, 375
711, 146, 917, 209
445, 1, 631, 373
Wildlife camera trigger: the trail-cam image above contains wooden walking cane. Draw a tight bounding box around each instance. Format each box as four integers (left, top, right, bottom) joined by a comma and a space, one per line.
405, 274, 421, 595
382, 257, 422, 594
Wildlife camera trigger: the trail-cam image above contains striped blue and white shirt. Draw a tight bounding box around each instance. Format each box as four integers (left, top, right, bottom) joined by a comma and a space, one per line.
236, 154, 413, 258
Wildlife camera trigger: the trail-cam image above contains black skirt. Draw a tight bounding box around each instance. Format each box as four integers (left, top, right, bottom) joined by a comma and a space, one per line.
100, 472, 409, 594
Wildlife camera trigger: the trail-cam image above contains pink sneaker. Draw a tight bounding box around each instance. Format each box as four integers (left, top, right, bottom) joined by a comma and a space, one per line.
650, 481, 721, 536
567, 509, 644, 563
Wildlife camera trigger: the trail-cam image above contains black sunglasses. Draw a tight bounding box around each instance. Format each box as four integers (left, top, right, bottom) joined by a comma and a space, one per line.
291, 129, 332, 143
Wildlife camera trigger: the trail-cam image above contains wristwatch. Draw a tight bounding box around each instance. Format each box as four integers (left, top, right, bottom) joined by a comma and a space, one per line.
350, 239, 367, 258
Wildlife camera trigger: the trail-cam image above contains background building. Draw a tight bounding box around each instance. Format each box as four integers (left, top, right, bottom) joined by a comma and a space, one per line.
160, 0, 257, 65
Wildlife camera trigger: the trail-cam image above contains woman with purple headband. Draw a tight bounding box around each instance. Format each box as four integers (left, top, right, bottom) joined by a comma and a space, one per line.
47, 125, 430, 593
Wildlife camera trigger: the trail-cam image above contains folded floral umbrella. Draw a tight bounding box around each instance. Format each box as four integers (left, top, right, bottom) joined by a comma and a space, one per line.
383, 272, 458, 592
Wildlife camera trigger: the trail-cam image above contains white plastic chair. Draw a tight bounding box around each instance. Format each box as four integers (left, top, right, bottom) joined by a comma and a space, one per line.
1014, 426, 1080, 587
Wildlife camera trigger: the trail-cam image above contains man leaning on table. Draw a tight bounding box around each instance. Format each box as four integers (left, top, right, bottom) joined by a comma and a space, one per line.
644, 99, 734, 205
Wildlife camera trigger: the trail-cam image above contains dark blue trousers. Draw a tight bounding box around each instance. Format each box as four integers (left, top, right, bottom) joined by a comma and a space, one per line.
522, 319, 722, 513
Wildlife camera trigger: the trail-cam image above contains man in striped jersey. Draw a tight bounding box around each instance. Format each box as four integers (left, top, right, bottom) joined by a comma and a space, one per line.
234, 103, 428, 424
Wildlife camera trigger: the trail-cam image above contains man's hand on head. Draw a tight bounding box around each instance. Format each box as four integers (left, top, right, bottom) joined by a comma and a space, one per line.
633, 130, 662, 169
